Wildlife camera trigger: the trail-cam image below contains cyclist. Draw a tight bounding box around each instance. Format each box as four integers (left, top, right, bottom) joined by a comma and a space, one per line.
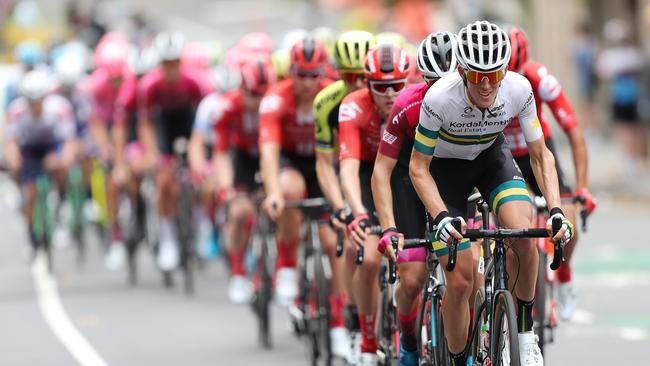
139, 31, 205, 271
189, 56, 275, 304
87, 36, 138, 270
338, 43, 411, 366
371, 31, 457, 366
313, 29, 375, 363
5, 69, 78, 258
409, 21, 574, 366
506, 26, 597, 320
258, 35, 351, 357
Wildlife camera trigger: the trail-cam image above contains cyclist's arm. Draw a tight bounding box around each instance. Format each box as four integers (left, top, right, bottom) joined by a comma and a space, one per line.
137, 83, 159, 164
187, 131, 207, 174
520, 87, 562, 210
315, 151, 345, 211
213, 150, 234, 190
188, 95, 218, 174
372, 152, 398, 229
409, 96, 447, 217
4, 139, 21, 174
340, 158, 364, 214
259, 142, 281, 197
89, 117, 111, 158
545, 89, 589, 190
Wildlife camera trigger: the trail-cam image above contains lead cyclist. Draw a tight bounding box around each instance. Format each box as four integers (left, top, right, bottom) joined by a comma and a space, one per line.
408, 21, 575, 366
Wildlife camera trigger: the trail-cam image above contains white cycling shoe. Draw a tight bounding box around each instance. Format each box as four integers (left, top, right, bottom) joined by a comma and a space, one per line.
330, 326, 351, 360
274, 268, 298, 307
557, 281, 577, 321
359, 352, 378, 366
157, 239, 179, 271
228, 275, 254, 305
347, 331, 361, 365
105, 241, 126, 271
518, 331, 544, 366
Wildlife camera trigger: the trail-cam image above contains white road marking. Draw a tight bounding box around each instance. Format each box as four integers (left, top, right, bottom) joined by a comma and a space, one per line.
32, 255, 109, 366
619, 327, 649, 341
569, 309, 596, 324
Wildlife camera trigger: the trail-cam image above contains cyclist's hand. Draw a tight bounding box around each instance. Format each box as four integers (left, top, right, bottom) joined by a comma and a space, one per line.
378, 229, 403, 261
347, 213, 370, 246
547, 212, 574, 244
330, 208, 348, 231
576, 187, 597, 215
434, 216, 466, 246
262, 192, 284, 221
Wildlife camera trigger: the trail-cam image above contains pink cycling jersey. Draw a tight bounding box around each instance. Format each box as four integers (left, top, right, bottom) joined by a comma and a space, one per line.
88, 68, 136, 125
137, 66, 204, 121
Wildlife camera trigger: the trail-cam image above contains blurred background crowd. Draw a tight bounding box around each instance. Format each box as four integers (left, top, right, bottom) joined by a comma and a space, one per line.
0, 0, 648, 192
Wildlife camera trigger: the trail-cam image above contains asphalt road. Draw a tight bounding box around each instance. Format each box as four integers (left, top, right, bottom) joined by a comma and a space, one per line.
0, 171, 648, 366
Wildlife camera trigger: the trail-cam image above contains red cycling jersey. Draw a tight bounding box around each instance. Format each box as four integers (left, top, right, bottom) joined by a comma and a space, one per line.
193, 90, 260, 156
503, 60, 578, 157
378, 82, 429, 167
138, 67, 204, 121
259, 78, 332, 156
89, 68, 137, 124
113, 76, 138, 126
338, 88, 384, 162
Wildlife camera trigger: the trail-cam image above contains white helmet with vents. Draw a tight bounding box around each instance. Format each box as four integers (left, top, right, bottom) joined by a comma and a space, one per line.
417, 31, 457, 80
456, 21, 511, 72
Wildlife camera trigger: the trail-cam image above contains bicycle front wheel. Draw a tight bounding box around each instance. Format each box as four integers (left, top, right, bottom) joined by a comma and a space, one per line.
491, 291, 520, 366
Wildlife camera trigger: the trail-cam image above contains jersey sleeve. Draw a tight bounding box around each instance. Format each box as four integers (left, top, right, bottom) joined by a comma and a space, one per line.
210, 96, 236, 152
516, 78, 544, 143
529, 64, 578, 134
5, 100, 23, 139
378, 99, 408, 159
337, 97, 363, 161
258, 92, 284, 146
414, 88, 443, 155
137, 76, 156, 121
113, 81, 135, 126
314, 82, 344, 153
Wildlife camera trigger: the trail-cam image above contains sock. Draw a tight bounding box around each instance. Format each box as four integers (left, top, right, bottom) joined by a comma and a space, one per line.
346, 304, 360, 331
160, 216, 175, 242
227, 248, 246, 276
398, 309, 418, 352
276, 238, 298, 268
359, 312, 377, 353
111, 223, 122, 242
449, 350, 466, 366
329, 293, 346, 328
517, 297, 534, 333
557, 261, 572, 283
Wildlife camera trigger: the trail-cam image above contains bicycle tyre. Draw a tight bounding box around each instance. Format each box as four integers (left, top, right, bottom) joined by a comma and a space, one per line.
434, 284, 449, 366
177, 182, 195, 296
416, 284, 433, 365
377, 279, 395, 366
470, 287, 489, 366
313, 250, 332, 366
256, 232, 273, 349
533, 250, 547, 357
491, 291, 520, 366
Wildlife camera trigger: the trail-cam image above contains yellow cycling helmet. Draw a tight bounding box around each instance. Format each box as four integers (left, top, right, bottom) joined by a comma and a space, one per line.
376, 31, 407, 48
312, 26, 337, 60
271, 48, 291, 80
333, 30, 375, 72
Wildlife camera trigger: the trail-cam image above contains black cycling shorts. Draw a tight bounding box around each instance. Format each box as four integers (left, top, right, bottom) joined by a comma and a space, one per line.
390, 164, 428, 239
430, 134, 531, 219
154, 107, 195, 156
514, 138, 572, 198
231, 148, 260, 193
280, 153, 323, 199
359, 162, 379, 225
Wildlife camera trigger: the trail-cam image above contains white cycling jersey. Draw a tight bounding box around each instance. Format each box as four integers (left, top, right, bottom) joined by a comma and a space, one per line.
414, 71, 543, 160
6, 94, 75, 149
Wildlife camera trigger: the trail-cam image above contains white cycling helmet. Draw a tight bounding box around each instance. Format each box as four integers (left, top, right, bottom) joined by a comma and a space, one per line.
155, 31, 185, 61
457, 21, 511, 72
130, 45, 160, 76
19, 68, 56, 100
417, 31, 458, 80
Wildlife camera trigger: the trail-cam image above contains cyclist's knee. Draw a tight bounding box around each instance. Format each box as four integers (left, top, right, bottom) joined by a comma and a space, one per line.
398, 267, 426, 299
229, 199, 254, 224
279, 169, 306, 200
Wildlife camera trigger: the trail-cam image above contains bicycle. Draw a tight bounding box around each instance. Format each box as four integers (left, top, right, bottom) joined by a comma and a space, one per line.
285, 198, 334, 366
531, 194, 589, 357
66, 165, 86, 266
117, 188, 147, 286
32, 170, 56, 272
89, 158, 110, 248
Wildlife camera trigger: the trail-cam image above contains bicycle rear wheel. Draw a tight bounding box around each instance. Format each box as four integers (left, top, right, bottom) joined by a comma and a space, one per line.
470, 287, 489, 366
491, 291, 520, 366
312, 250, 332, 366
254, 232, 273, 349
177, 183, 195, 296
377, 275, 396, 365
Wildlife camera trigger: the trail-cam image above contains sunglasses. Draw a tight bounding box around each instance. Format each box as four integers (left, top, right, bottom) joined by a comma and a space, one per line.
294, 69, 323, 79
465, 69, 506, 85
368, 79, 408, 96
340, 72, 364, 85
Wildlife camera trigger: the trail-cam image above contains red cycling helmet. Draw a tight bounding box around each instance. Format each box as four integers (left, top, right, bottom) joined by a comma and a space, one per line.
290, 35, 328, 73
240, 57, 276, 95
363, 44, 410, 81
507, 26, 529, 72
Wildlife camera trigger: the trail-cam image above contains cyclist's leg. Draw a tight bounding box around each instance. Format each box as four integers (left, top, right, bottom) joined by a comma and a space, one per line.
392, 168, 427, 353
156, 157, 180, 270
430, 154, 483, 361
